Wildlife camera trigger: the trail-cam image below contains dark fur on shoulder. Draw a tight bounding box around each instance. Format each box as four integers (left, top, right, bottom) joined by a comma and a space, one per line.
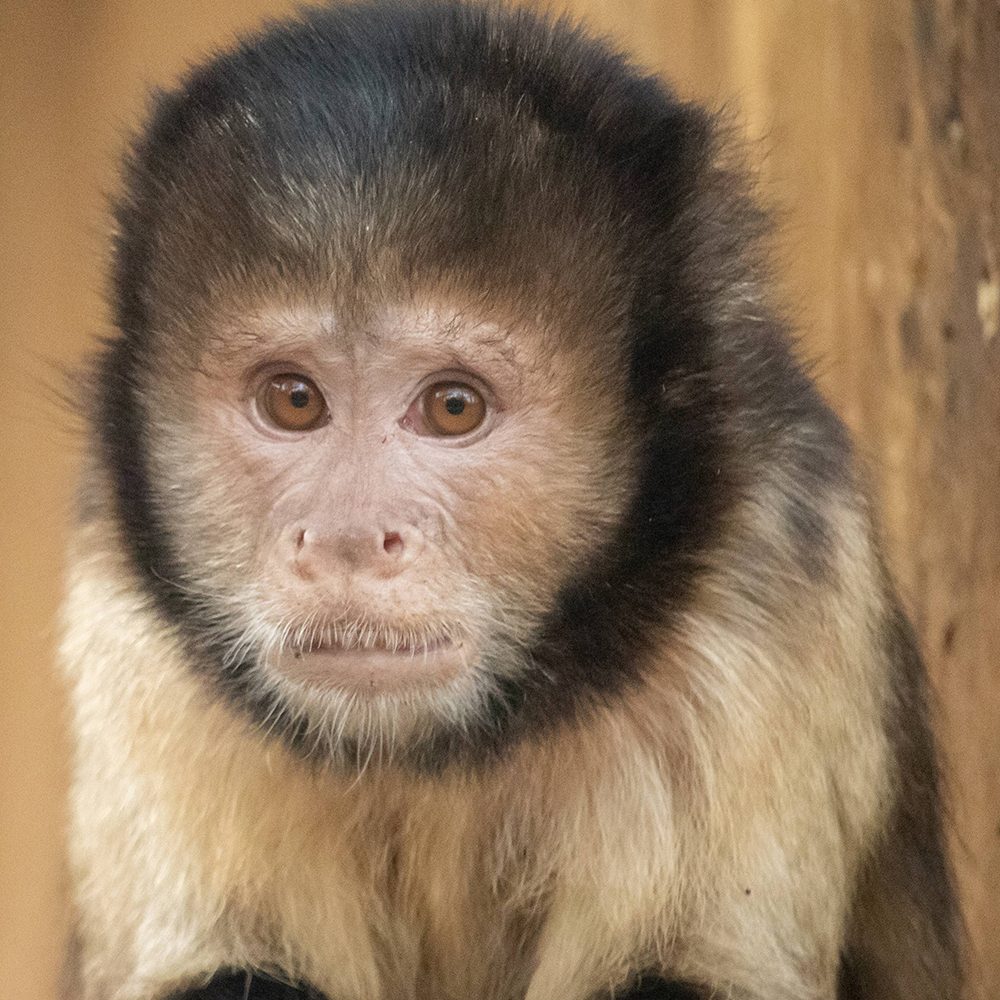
838, 601, 963, 1000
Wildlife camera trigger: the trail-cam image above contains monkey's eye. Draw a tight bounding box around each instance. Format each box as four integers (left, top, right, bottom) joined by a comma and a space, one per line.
258, 374, 328, 431
421, 382, 487, 436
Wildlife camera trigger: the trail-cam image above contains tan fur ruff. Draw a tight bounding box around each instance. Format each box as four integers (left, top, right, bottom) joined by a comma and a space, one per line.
61, 485, 892, 1000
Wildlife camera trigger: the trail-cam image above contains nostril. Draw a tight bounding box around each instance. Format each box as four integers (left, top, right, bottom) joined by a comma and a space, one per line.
383, 531, 404, 557
295, 528, 307, 551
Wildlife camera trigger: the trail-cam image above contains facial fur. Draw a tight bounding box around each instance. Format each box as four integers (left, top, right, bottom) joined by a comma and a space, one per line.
133, 294, 636, 762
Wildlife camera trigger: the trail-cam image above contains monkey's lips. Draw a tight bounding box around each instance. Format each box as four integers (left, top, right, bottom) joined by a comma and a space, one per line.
271, 635, 467, 694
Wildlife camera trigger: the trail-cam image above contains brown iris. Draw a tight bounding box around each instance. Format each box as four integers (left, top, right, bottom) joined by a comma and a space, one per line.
259, 374, 328, 431
422, 382, 486, 436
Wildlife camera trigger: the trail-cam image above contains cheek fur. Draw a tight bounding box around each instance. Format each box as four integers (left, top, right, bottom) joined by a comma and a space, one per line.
450, 426, 634, 612
138, 305, 635, 767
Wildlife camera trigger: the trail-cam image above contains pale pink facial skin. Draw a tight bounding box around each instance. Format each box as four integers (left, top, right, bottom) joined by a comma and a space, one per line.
151, 299, 630, 719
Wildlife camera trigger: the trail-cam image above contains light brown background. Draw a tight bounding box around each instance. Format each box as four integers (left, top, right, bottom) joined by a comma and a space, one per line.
2, 1, 997, 998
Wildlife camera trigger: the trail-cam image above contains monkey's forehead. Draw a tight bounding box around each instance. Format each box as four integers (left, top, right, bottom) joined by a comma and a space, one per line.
114, 1, 713, 324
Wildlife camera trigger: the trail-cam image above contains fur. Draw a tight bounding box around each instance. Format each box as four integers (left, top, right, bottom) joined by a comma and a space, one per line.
61, 2, 961, 998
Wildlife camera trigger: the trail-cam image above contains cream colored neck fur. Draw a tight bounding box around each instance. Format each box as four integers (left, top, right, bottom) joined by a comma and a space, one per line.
61, 504, 889, 1000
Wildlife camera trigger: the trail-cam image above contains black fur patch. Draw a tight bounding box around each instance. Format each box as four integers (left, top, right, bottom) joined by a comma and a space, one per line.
99, 0, 848, 767
612, 974, 707, 999
166, 970, 328, 999
836, 602, 962, 998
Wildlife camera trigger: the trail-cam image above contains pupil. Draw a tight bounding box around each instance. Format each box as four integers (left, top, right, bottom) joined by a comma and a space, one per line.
289, 388, 309, 409
445, 395, 465, 415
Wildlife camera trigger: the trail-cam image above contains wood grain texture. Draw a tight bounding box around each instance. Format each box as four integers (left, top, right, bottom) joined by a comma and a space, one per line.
1, 1, 995, 997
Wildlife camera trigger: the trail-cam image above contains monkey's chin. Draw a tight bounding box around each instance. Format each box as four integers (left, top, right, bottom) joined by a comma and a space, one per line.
271, 638, 469, 695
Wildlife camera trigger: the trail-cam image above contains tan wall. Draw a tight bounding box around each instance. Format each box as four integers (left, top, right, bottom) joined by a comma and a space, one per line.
1, 2, 997, 998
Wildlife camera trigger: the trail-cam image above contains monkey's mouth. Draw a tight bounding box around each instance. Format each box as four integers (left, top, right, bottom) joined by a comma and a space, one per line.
291, 635, 452, 657
271, 632, 467, 694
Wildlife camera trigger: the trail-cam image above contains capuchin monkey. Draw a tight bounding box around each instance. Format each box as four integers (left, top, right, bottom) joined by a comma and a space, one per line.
59, 2, 962, 999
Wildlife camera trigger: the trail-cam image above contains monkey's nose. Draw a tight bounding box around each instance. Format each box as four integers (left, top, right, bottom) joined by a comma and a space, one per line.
293, 525, 422, 577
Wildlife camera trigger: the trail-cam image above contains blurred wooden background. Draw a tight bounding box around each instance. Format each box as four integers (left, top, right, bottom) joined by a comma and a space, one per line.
1, 1, 997, 998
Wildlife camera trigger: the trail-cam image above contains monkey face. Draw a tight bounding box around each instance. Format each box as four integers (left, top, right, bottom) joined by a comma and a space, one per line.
130, 289, 636, 759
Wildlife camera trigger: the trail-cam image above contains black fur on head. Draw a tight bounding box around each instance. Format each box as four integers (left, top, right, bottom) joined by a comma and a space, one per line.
96, 0, 846, 769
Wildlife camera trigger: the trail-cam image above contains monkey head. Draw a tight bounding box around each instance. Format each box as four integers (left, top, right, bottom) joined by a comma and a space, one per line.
98, 2, 746, 767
